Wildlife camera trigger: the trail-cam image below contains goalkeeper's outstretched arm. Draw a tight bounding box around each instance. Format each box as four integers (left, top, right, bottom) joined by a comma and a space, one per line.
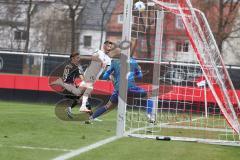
102, 65, 114, 80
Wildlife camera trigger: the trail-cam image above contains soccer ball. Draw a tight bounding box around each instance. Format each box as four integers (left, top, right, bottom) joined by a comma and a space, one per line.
134, 1, 146, 12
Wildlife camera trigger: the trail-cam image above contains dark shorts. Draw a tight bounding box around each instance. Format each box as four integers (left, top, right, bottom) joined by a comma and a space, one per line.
64, 92, 79, 100
109, 86, 147, 104
62, 87, 80, 99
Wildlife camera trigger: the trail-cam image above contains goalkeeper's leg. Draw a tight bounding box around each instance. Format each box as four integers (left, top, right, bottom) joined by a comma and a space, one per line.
89, 91, 118, 120
90, 87, 147, 120
128, 86, 155, 122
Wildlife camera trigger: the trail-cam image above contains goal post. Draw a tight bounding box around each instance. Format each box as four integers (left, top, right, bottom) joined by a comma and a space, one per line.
117, 0, 240, 145
150, 10, 165, 123
117, 0, 133, 137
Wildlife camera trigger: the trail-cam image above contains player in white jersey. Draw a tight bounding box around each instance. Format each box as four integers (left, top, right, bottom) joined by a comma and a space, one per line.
51, 41, 112, 112
78, 41, 112, 112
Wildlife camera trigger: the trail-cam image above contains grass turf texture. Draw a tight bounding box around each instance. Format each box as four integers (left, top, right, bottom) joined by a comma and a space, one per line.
0, 101, 239, 160
125, 108, 239, 141
71, 138, 240, 160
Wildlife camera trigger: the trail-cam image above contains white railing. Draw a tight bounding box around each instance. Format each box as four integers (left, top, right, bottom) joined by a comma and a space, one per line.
0, 50, 240, 77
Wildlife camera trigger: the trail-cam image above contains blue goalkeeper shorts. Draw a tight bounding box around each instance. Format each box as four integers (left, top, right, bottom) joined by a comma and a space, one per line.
109, 86, 147, 104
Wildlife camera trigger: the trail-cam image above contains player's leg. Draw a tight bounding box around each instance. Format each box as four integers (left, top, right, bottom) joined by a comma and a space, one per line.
145, 98, 155, 122
51, 78, 84, 96
65, 95, 79, 119
90, 91, 118, 120
90, 87, 146, 120
90, 101, 113, 120
128, 86, 154, 122
79, 88, 92, 111
64, 84, 84, 96
86, 101, 93, 116
79, 82, 93, 112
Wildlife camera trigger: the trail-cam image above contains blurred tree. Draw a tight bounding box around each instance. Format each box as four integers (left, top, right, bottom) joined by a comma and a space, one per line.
24, 0, 37, 74
25, 0, 37, 53
196, 0, 240, 53
99, 0, 113, 49
61, 0, 86, 53
0, 0, 30, 50
33, 6, 71, 53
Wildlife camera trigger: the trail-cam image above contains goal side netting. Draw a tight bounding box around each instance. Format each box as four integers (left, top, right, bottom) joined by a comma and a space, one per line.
118, 0, 240, 146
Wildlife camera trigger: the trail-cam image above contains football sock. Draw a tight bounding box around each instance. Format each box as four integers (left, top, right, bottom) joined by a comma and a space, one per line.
81, 95, 88, 108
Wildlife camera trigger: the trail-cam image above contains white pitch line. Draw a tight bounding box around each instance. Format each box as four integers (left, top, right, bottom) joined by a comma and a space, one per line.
14, 146, 73, 152
0, 144, 73, 152
51, 116, 206, 160
52, 136, 120, 160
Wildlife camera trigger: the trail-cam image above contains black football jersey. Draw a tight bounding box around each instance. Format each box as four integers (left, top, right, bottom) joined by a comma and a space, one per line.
62, 62, 83, 84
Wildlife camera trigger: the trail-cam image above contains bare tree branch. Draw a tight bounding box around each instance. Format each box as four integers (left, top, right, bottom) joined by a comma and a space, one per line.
24, 0, 37, 53
60, 0, 84, 53
202, 0, 240, 53
222, 0, 240, 29
99, 0, 113, 49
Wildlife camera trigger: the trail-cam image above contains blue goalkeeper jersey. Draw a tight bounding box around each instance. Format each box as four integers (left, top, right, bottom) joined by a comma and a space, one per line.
102, 57, 143, 91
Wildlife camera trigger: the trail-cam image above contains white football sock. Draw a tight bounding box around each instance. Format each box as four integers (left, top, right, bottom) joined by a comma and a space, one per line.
81, 95, 88, 108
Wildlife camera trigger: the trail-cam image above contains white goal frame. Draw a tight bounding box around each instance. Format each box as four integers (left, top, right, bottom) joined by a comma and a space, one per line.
117, 0, 240, 146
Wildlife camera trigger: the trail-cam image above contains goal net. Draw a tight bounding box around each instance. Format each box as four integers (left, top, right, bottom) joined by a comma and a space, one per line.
117, 0, 240, 145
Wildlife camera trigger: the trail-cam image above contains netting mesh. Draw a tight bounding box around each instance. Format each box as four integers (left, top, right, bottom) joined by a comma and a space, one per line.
124, 0, 240, 144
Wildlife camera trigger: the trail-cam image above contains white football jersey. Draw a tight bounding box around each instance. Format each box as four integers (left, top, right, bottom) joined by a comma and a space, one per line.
84, 50, 111, 83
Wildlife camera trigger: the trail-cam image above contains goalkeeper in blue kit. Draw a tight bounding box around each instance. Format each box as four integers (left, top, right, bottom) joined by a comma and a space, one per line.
88, 54, 147, 121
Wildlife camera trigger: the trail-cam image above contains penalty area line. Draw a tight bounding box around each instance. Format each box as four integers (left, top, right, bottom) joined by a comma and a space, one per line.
52, 136, 120, 160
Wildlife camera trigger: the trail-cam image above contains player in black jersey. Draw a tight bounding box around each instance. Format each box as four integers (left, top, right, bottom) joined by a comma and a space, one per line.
64, 52, 84, 118
52, 52, 91, 118
63, 52, 84, 84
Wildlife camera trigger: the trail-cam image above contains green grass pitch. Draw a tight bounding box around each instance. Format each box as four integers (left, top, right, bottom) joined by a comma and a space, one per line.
0, 101, 239, 160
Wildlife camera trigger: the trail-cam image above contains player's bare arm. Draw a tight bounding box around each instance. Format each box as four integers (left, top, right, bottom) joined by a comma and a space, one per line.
91, 54, 102, 63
